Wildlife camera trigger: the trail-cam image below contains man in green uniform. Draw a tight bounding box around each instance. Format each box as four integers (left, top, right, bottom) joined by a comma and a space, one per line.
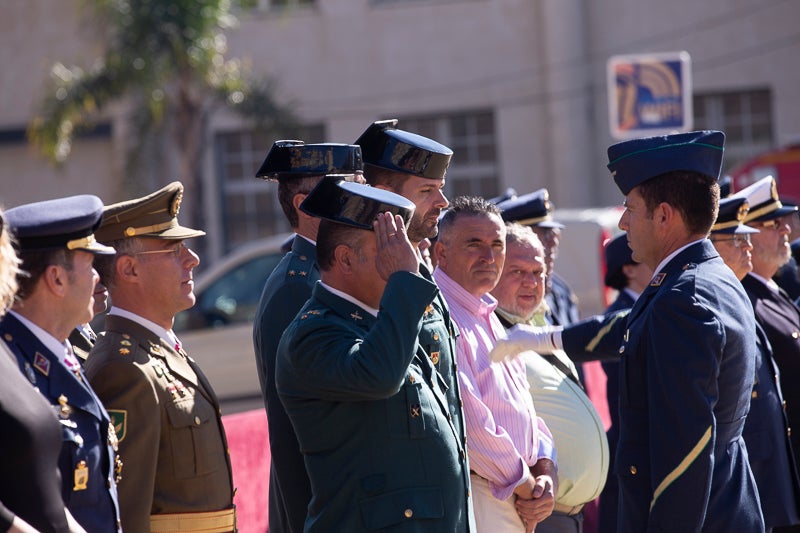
356, 119, 469, 454
252, 140, 363, 533
276, 178, 472, 531
85, 182, 236, 533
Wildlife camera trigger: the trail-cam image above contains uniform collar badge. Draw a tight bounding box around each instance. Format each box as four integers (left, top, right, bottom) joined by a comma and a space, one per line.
650, 272, 666, 286
33, 352, 50, 376
350, 310, 363, 321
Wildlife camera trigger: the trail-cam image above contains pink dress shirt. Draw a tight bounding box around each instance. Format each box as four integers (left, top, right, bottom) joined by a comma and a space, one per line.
433, 268, 556, 501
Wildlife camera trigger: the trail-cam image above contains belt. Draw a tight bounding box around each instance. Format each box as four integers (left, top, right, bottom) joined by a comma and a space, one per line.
553, 502, 584, 516
150, 508, 237, 533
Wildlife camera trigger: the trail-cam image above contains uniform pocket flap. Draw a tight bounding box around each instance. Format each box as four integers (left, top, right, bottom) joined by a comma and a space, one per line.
359, 486, 444, 530
164, 396, 214, 428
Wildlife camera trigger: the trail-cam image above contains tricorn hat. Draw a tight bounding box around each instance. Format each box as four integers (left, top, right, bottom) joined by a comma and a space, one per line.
355, 119, 452, 180
255, 141, 363, 181
300, 176, 415, 231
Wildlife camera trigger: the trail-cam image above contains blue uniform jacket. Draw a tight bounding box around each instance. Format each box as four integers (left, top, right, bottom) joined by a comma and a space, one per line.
0, 314, 122, 532
597, 290, 634, 533
276, 272, 472, 532
563, 241, 763, 532
741, 275, 800, 527
545, 273, 580, 326
253, 235, 319, 533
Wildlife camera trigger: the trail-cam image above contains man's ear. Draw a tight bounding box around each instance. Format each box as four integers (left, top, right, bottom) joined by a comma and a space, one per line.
333, 244, 355, 274
116, 255, 138, 281
433, 240, 446, 267
292, 193, 307, 212
42, 264, 68, 297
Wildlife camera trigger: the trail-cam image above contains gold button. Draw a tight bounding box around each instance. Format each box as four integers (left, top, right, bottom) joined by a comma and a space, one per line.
194, 416, 201, 425
793, 331, 800, 339
629, 465, 637, 475
619, 346, 625, 354
751, 391, 758, 399
404, 509, 413, 518
433, 333, 439, 341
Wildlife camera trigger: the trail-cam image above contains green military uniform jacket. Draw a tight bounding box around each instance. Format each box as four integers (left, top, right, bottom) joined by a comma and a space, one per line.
276, 272, 472, 532
85, 314, 235, 533
252, 235, 318, 533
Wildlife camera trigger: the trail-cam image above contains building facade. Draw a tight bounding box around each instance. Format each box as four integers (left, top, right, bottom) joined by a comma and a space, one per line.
1, 0, 798, 263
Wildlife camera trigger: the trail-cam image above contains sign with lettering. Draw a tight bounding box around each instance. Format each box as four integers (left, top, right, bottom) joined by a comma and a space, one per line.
607, 51, 692, 140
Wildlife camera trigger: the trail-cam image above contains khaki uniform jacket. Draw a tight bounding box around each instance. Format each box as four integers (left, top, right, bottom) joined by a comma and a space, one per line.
85, 315, 234, 533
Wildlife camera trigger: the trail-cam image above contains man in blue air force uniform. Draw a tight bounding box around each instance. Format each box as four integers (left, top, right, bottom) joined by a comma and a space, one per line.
492, 131, 764, 532
0, 195, 123, 532
251, 140, 364, 533
708, 194, 800, 531
276, 178, 472, 531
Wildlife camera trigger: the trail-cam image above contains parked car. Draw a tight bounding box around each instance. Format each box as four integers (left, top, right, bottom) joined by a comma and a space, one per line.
175, 206, 624, 411
173, 232, 292, 410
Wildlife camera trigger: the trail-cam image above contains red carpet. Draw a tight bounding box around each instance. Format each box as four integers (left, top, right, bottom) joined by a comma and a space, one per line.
223, 409, 270, 533
222, 364, 610, 533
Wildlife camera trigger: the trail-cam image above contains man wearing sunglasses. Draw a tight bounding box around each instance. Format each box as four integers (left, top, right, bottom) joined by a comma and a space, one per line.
733, 175, 800, 531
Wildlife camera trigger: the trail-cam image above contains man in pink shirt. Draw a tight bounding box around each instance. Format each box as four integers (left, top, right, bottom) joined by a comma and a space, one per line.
433, 195, 557, 532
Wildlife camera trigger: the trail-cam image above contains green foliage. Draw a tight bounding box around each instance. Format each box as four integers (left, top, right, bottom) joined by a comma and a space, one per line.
29, 0, 295, 163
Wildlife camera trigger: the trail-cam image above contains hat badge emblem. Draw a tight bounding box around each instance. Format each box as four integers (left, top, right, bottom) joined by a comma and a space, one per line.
170, 190, 183, 217
736, 202, 749, 222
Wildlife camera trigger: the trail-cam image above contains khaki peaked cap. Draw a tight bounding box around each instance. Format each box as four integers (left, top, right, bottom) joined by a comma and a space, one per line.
95, 181, 206, 243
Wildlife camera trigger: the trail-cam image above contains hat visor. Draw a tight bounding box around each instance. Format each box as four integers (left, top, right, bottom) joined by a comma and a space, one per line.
750, 206, 798, 222
141, 225, 207, 240
533, 220, 565, 229
712, 225, 760, 235
82, 241, 117, 255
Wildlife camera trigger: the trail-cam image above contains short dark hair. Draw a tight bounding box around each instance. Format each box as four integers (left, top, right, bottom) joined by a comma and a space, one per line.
278, 176, 324, 229
362, 163, 411, 192
438, 196, 502, 242
15, 249, 74, 300
637, 171, 719, 235
316, 220, 368, 271
605, 268, 630, 291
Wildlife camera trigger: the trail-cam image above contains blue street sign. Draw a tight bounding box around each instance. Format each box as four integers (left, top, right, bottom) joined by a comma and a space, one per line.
607, 51, 692, 140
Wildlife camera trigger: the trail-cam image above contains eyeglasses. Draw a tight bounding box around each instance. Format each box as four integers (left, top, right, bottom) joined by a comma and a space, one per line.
710, 234, 751, 248
133, 243, 187, 258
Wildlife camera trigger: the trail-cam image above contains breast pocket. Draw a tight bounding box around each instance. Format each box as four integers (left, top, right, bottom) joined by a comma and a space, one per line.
386, 369, 442, 440
164, 393, 225, 478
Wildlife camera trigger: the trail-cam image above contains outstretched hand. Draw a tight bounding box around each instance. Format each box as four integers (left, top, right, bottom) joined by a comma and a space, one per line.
374, 212, 419, 280
490, 324, 562, 362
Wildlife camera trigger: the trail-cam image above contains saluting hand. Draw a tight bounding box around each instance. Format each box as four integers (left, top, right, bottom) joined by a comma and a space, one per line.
374, 212, 419, 280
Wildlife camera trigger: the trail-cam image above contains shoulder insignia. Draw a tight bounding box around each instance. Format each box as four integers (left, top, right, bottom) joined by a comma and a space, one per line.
299, 270, 307, 277
108, 410, 127, 442
119, 348, 130, 355
289, 270, 296, 277
350, 310, 363, 321
424, 304, 434, 316
430, 351, 440, 365
122, 334, 131, 340
650, 273, 666, 286
299, 255, 308, 261
120, 339, 132, 347
149, 341, 162, 355
3, 333, 11, 342
33, 352, 50, 376
681, 263, 697, 270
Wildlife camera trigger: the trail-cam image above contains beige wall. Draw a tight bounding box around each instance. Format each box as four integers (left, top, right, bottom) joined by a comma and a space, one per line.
2, 0, 799, 263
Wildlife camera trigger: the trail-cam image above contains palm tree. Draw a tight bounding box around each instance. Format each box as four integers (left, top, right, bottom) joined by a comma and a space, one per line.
28, 0, 295, 229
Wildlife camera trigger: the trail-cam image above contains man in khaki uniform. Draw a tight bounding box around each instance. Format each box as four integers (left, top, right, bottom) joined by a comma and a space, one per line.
85, 182, 236, 533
